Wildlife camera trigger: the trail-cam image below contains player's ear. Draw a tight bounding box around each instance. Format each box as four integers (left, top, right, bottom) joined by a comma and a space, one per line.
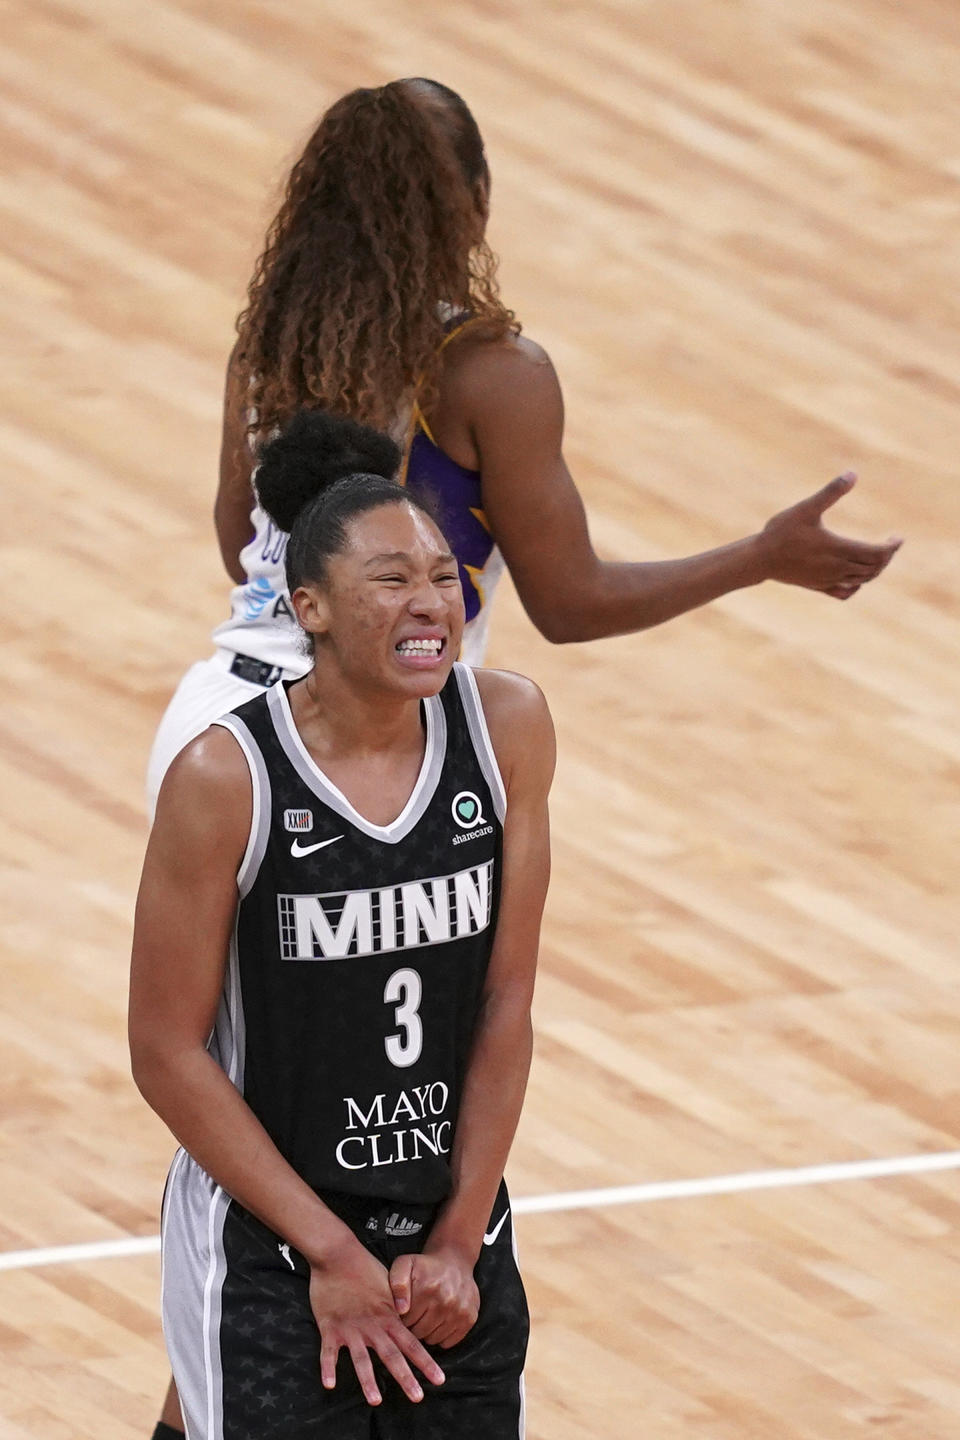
292, 583, 331, 639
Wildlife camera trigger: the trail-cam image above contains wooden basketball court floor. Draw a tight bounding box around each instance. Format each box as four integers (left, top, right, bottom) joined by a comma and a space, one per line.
3, 0, 960, 1434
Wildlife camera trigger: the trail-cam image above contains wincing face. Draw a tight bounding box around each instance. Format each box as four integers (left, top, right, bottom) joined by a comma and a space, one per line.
292, 501, 466, 700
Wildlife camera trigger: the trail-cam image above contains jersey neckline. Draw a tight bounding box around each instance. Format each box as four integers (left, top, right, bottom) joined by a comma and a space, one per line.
266, 680, 448, 845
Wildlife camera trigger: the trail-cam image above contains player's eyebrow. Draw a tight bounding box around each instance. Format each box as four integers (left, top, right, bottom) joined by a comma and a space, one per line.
365, 551, 457, 566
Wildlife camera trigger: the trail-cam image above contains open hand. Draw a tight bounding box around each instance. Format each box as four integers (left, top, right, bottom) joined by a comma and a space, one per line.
389, 1246, 481, 1349
309, 1239, 445, 1406
758, 472, 902, 599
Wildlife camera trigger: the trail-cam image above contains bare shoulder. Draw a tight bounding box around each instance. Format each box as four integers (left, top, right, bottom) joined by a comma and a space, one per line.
445, 330, 561, 406
473, 665, 548, 720
471, 668, 555, 792
164, 723, 250, 793
153, 724, 252, 849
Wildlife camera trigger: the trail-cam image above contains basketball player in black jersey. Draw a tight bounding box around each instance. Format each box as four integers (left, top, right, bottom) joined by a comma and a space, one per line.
130, 410, 554, 1439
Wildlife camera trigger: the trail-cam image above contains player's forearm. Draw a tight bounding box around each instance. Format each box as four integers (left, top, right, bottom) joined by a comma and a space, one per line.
214, 488, 255, 583
425, 1000, 533, 1264
132, 1044, 356, 1266
526, 534, 768, 643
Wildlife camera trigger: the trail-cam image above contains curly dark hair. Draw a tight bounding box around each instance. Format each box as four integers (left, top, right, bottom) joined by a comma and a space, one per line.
255, 409, 401, 537
255, 409, 440, 594
235, 78, 518, 442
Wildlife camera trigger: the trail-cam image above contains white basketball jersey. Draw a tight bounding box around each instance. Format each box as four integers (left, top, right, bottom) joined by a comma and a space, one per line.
211, 506, 306, 673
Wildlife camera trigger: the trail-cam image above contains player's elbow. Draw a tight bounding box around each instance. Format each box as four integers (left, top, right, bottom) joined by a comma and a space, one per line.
128, 1020, 185, 1113
531, 609, 580, 644
476, 987, 535, 1048
529, 604, 610, 644
518, 588, 594, 643
128, 1029, 167, 1103
518, 567, 609, 644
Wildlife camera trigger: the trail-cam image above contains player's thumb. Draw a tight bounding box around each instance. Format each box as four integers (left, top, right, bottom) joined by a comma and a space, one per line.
800, 471, 857, 519
389, 1255, 415, 1315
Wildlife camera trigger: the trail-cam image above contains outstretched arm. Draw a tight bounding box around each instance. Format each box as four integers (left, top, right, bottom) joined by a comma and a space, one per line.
390, 670, 555, 1348
463, 338, 901, 643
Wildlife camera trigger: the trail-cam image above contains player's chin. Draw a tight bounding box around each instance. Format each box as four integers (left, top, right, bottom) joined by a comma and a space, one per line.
390, 645, 457, 694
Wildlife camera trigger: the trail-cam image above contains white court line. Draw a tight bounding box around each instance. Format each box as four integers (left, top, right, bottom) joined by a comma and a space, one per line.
2, 1149, 959, 1273
511, 1148, 960, 1214
0, 1234, 161, 1272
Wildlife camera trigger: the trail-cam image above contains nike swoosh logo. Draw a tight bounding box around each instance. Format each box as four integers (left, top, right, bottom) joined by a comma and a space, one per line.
483, 1209, 510, 1246
290, 835, 343, 858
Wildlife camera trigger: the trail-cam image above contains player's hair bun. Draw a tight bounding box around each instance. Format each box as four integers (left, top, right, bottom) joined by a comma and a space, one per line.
254, 409, 402, 535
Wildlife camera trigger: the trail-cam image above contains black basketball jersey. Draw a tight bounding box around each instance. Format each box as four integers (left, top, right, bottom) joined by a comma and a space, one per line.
209, 662, 505, 1205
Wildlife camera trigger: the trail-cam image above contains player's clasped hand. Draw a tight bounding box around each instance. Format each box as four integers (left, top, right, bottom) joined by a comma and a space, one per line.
757, 471, 903, 601
389, 1245, 482, 1349
310, 1240, 446, 1407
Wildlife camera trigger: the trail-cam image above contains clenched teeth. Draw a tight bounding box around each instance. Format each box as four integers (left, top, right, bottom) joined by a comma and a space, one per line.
396, 638, 443, 655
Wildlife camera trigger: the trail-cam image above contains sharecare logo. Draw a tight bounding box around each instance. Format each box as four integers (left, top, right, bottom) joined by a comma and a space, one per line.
277, 860, 494, 961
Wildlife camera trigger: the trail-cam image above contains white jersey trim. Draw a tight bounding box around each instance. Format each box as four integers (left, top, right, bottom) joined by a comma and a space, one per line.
265, 682, 448, 846
211, 715, 272, 899
161, 1155, 231, 1440
453, 664, 507, 824
510, 1211, 526, 1439
204, 924, 247, 1091
201, 1185, 230, 1440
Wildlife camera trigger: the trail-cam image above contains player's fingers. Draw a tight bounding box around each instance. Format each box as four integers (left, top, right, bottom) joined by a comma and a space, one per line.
418, 1321, 454, 1348
825, 583, 861, 600
408, 1310, 442, 1342
825, 535, 902, 567
411, 1299, 477, 1346
389, 1254, 415, 1316
844, 556, 896, 582
427, 1314, 470, 1348
404, 1299, 432, 1333
371, 1333, 426, 1404
439, 1324, 471, 1349
821, 562, 880, 588
875, 538, 904, 569
319, 1331, 341, 1390
839, 555, 887, 576
396, 1324, 446, 1387
347, 1337, 383, 1407
796, 472, 857, 519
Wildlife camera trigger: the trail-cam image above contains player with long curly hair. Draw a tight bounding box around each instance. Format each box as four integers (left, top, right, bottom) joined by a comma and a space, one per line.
236, 79, 510, 437
147, 75, 901, 822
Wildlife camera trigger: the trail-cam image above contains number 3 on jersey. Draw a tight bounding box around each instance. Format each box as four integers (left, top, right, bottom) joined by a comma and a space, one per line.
383, 968, 423, 1068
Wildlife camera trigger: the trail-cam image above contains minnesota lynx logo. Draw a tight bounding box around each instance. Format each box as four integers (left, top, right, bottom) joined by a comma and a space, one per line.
277, 860, 494, 961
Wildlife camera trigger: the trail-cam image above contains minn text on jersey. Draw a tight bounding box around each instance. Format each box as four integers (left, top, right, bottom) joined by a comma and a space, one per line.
277, 859, 494, 961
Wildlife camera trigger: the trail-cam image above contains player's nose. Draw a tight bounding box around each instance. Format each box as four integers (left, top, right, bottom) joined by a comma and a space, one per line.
407, 578, 449, 620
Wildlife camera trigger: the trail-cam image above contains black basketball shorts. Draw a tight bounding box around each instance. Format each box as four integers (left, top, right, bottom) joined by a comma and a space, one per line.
161, 1153, 528, 1440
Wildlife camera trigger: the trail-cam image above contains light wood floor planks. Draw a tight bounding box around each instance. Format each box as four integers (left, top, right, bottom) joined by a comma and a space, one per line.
2, 1, 960, 1436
